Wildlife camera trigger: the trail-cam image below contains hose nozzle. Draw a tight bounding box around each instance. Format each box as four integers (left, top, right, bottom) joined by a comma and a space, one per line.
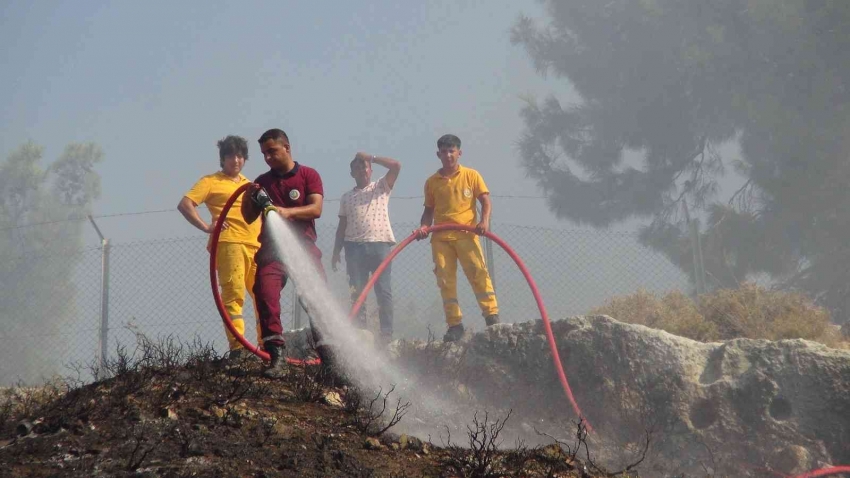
251, 186, 276, 217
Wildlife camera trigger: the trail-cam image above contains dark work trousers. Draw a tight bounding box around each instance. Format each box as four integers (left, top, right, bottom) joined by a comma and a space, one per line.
343, 241, 393, 336
253, 241, 327, 348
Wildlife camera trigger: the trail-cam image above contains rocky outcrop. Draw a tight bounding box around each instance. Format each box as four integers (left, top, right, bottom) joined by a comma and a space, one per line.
452, 316, 850, 477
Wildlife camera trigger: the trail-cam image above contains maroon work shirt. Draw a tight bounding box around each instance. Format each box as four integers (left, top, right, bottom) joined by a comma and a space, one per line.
253, 162, 324, 248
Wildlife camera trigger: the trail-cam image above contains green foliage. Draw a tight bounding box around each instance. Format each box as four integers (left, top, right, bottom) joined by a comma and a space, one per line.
513, 1, 850, 319
0, 141, 103, 383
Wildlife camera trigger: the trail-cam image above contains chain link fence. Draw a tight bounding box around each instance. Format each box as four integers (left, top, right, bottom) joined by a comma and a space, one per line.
0, 220, 689, 385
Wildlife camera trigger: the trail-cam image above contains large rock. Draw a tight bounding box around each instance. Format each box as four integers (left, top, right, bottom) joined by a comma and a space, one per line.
453, 316, 850, 477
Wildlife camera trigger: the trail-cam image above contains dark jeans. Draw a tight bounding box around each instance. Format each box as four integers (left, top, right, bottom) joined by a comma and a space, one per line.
344, 241, 393, 335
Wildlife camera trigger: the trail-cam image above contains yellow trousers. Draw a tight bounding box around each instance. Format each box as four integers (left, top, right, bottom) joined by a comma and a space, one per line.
431, 236, 498, 326
216, 242, 262, 350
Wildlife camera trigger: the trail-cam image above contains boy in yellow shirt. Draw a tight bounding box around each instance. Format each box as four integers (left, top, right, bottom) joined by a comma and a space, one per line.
414, 134, 499, 342
178, 135, 262, 359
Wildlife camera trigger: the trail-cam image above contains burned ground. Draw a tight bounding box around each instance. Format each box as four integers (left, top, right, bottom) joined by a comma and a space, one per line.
0, 335, 615, 478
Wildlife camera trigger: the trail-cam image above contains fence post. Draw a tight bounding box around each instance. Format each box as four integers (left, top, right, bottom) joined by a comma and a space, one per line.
693, 218, 706, 293
683, 204, 706, 295
292, 287, 302, 329
485, 224, 496, 288
88, 216, 110, 379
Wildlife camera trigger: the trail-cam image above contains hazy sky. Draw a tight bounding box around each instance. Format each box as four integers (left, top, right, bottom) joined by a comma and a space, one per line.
0, 0, 586, 244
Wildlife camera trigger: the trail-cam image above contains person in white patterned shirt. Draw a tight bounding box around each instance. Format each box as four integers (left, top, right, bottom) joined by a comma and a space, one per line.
332, 152, 401, 343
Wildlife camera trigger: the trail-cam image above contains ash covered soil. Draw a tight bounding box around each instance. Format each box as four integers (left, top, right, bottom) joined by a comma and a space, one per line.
0, 339, 608, 478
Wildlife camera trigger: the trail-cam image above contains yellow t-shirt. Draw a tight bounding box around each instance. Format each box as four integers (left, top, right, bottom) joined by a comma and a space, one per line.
424, 165, 489, 241
184, 172, 260, 247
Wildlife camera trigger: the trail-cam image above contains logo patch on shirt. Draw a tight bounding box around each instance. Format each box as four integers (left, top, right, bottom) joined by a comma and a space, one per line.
289, 189, 301, 200
463, 188, 473, 198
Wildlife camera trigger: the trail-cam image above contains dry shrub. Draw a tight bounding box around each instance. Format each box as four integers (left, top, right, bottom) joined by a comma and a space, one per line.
591, 284, 848, 348
2, 378, 68, 416
699, 283, 844, 346
590, 288, 717, 341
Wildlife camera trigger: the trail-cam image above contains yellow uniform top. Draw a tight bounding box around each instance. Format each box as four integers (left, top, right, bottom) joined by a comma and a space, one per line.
424, 165, 489, 241
184, 171, 261, 248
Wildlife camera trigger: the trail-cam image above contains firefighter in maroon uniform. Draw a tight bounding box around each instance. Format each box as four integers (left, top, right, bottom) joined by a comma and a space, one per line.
241, 128, 333, 379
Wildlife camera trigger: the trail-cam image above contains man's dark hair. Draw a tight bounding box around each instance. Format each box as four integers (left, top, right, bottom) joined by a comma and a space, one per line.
350, 156, 367, 171
437, 134, 461, 149
258, 128, 290, 146
217, 135, 249, 162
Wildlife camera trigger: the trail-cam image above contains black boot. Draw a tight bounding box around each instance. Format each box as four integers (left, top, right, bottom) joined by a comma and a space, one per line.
443, 323, 465, 342
485, 314, 500, 326
262, 343, 287, 379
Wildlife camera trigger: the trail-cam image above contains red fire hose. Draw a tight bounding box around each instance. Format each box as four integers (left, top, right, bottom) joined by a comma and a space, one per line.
791, 467, 850, 478
348, 223, 590, 430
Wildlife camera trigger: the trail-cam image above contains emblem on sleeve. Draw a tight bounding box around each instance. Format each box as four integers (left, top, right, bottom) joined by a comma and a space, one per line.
289, 189, 301, 200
